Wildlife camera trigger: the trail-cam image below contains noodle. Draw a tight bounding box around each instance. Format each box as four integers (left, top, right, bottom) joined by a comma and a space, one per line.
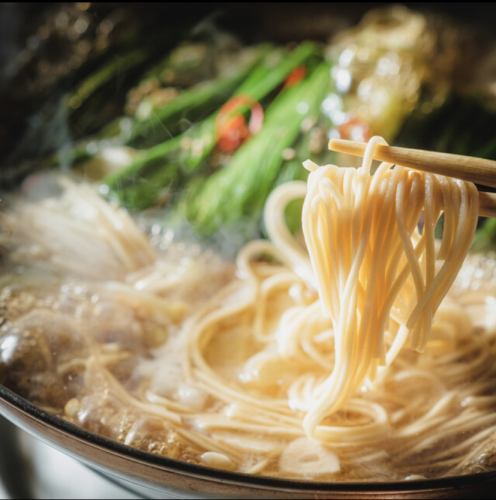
1, 137, 495, 481
300, 137, 478, 433
183, 136, 483, 475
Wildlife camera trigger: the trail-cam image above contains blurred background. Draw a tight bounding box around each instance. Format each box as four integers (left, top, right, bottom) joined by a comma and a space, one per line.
1, 3, 496, 498
2, 2, 496, 246
2, 4, 496, 162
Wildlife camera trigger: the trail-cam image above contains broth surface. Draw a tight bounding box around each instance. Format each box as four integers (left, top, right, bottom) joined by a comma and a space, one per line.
1, 177, 496, 481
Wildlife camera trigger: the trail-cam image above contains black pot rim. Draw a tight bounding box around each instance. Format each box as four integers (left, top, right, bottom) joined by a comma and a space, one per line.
1, 383, 494, 493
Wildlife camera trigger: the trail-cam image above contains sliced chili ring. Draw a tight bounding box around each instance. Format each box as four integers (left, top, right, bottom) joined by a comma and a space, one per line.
215, 95, 264, 154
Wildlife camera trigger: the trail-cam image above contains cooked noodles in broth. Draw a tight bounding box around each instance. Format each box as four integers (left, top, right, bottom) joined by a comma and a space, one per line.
1, 137, 496, 481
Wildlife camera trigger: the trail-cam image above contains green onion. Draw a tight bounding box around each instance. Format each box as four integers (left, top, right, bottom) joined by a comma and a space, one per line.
184, 62, 331, 236
104, 42, 320, 210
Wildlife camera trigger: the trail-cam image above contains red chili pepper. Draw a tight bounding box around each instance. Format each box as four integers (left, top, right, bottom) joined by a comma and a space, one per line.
338, 116, 372, 142
283, 66, 306, 89
216, 95, 264, 154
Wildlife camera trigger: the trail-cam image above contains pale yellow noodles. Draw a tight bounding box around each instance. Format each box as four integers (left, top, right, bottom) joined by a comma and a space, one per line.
180, 137, 489, 478
1, 139, 496, 481
300, 136, 479, 434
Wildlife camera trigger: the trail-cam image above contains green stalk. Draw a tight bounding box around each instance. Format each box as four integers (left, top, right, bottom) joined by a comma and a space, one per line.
185, 62, 331, 236
100, 135, 183, 210
272, 131, 335, 235
127, 49, 268, 148
104, 42, 319, 210
473, 218, 496, 252
66, 48, 150, 138
67, 46, 270, 165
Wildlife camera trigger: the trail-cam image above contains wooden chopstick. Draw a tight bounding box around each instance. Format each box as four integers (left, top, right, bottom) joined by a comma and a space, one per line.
328, 138, 496, 218
479, 192, 496, 218
328, 139, 496, 189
